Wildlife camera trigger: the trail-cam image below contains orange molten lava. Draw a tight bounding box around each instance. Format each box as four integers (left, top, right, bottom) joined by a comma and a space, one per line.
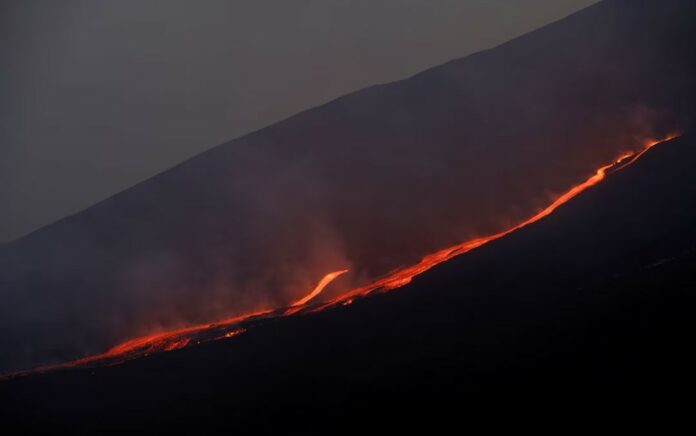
307, 134, 678, 313
291, 269, 349, 307
0, 134, 678, 380
65, 309, 272, 368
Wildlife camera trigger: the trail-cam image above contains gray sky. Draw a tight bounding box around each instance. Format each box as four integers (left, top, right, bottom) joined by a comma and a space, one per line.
0, 0, 598, 242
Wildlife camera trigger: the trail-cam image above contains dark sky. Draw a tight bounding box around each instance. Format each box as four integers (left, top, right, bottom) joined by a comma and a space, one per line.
0, 0, 598, 242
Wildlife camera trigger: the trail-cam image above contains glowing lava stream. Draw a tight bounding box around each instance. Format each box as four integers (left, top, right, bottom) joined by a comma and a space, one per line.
291, 269, 350, 307
302, 134, 679, 315
0, 134, 678, 380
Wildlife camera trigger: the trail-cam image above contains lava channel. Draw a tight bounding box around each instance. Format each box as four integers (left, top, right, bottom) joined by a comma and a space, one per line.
0, 134, 679, 381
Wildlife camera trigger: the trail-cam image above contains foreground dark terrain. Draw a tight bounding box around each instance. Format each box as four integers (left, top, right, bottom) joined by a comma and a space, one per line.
2, 133, 694, 432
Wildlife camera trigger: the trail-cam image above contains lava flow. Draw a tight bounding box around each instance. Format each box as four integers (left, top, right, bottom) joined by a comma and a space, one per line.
290, 269, 350, 307
302, 135, 678, 314
0, 134, 678, 381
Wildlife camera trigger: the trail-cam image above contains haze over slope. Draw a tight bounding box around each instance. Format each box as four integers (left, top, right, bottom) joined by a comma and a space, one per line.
3, 129, 694, 435
0, 0, 694, 374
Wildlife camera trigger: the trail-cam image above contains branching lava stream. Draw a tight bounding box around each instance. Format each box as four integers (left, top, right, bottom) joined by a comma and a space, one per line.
0, 134, 678, 381
290, 269, 350, 307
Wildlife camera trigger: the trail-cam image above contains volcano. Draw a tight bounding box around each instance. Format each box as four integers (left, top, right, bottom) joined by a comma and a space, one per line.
1, 0, 694, 377
1, 123, 694, 434
1, 0, 696, 431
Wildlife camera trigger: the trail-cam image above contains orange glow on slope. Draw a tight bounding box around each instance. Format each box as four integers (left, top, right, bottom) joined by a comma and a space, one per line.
0, 271, 350, 377
307, 134, 679, 313
0, 134, 678, 381
65, 309, 272, 368
291, 270, 349, 307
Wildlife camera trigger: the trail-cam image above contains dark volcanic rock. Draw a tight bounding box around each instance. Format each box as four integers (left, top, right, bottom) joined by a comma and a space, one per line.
1, 116, 694, 433
1, 0, 695, 376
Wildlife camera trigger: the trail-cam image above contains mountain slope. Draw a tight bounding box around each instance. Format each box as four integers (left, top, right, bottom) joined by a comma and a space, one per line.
1, 0, 695, 374
1, 131, 694, 432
